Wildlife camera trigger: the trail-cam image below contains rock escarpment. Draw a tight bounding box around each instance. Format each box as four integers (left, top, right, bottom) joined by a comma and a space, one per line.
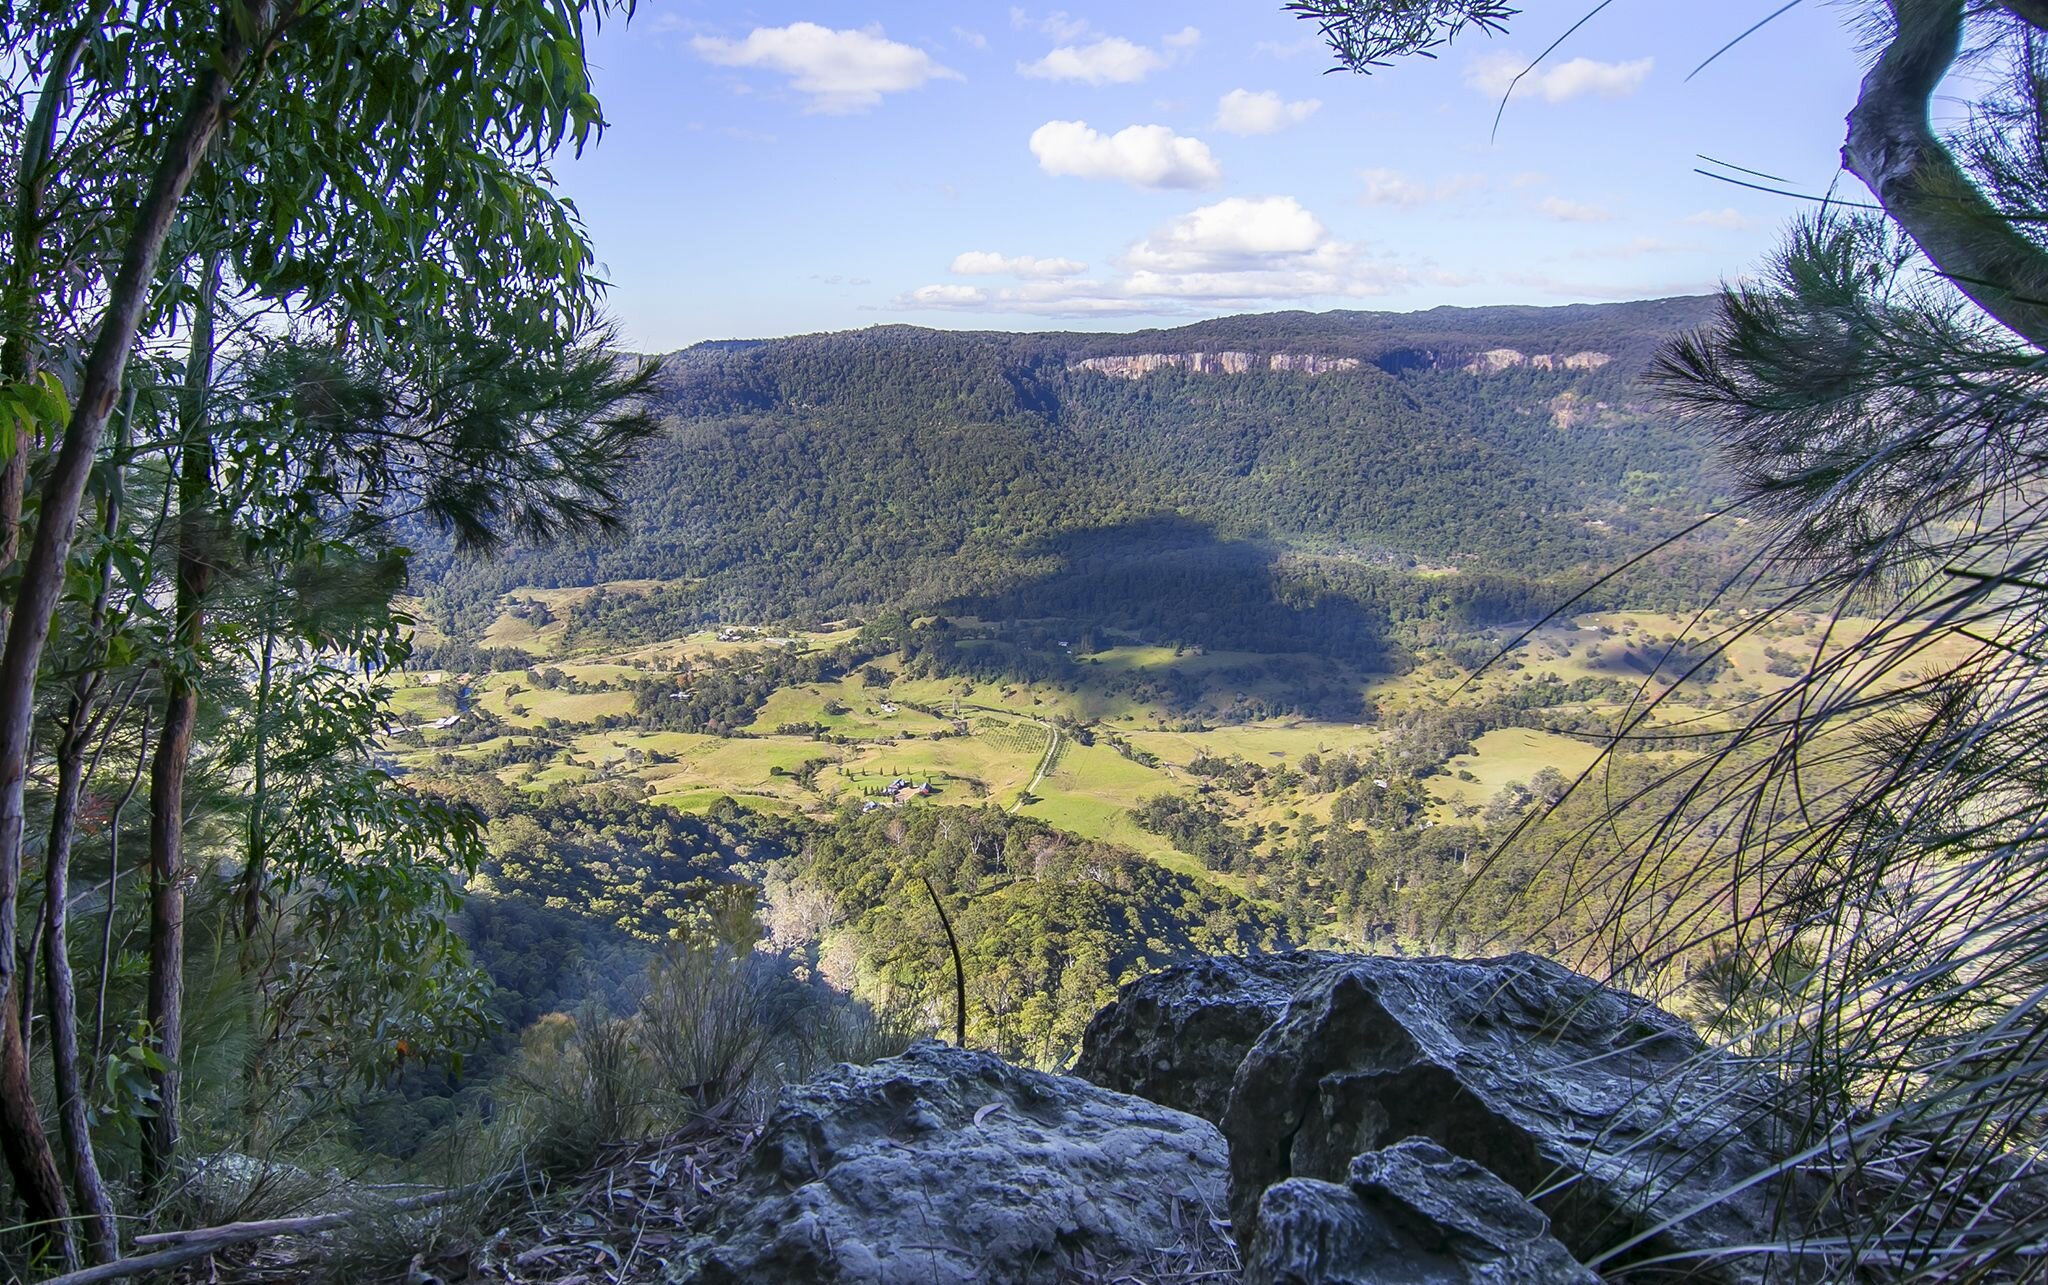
1065, 348, 1615, 380
1084, 952, 1816, 1284
1463, 347, 1615, 374
674, 953, 1819, 1284
1245, 1138, 1601, 1285
1070, 950, 1348, 1122
674, 1041, 1229, 1284
1067, 351, 1366, 378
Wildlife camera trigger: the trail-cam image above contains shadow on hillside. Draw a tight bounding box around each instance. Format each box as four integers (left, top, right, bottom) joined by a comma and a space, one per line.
931, 516, 1405, 719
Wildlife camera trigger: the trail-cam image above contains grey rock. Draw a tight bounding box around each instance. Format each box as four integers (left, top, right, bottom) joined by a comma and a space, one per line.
1246, 1138, 1600, 1285
675, 1040, 1229, 1284
1222, 953, 1813, 1284
1072, 950, 1350, 1121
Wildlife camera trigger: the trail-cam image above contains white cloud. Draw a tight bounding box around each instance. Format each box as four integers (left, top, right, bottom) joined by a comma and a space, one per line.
950, 251, 1087, 278
1214, 89, 1321, 135
907, 283, 988, 306
1358, 168, 1486, 208
1022, 36, 1166, 84
1030, 120, 1221, 189
898, 195, 1410, 317
1683, 207, 1755, 230
692, 23, 960, 113
1126, 196, 1331, 270
1539, 196, 1615, 223
1013, 9, 1093, 40
952, 26, 988, 50
1466, 53, 1653, 103
1019, 29, 1195, 85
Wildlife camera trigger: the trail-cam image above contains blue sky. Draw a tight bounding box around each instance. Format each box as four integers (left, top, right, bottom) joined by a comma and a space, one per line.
560, 1, 1872, 350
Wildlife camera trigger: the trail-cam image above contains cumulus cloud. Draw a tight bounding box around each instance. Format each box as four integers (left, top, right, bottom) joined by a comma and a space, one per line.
1466, 53, 1653, 103
1213, 89, 1321, 135
1358, 168, 1486, 208
1127, 196, 1329, 269
899, 196, 1414, 317
1684, 207, 1755, 230
1539, 196, 1615, 222
1029, 121, 1221, 189
950, 251, 1087, 278
1022, 36, 1164, 84
1021, 28, 1197, 85
692, 23, 960, 113
907, 283, 988, 306
1013, 8, 1093, 41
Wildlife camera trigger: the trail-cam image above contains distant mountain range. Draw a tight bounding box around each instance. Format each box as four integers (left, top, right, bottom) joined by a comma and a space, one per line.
415, 296, 1730, 646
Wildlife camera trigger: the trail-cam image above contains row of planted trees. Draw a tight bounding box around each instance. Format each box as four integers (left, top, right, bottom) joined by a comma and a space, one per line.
0, 0, 655, 1271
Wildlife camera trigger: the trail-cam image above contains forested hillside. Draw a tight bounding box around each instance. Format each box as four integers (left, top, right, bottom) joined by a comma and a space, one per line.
415, 298, 1727, 644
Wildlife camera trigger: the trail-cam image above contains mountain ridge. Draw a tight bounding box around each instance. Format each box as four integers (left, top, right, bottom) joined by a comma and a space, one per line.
416, 296, 1728, 645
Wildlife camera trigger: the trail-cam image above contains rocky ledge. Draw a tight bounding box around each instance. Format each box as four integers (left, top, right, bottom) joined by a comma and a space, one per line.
670, 954, 1822, 1284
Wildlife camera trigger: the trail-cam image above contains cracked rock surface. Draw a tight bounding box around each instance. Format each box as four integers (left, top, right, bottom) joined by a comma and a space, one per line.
1245, 1137, 1601, 1285
674, 1040, 1229, 1284
1220, 953, 1813, 1284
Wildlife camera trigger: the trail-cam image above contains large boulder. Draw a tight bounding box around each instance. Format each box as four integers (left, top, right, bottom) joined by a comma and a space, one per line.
1072, 951, 1349, 1121
1246, 1137, 1600, 1285
1222, 953, 1813, 1284
674, 1040, 1230, 1284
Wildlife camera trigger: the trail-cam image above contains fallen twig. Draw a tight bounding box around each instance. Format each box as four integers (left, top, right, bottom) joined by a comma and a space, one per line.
38, 1173, 519, 1285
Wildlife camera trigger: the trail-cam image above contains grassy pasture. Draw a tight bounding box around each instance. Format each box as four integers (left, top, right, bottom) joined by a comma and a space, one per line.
468, 676, 636, 728
403, 596, 1979, 889
386, 679, 453, 722
1431, 728, 1607, 816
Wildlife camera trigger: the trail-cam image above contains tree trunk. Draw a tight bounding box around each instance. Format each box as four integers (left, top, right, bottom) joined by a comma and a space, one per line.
140, 258, 219, 1193
0, 1005, 71, 1264
44, 708, 119, 1263
0, 3, 258, 1236
1843, 0, 2048, 350
40, 409, 134, 1265
93, 720, 148, 1080
0, 15, 117, 1268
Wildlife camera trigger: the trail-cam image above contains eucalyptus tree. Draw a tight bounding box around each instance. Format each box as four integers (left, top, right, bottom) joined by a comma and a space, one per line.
1292, 0, 2048, 1275
0, 0, 647, 1266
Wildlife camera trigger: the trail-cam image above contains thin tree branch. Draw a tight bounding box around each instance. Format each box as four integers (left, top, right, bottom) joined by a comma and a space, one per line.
920, 875, 967, 1048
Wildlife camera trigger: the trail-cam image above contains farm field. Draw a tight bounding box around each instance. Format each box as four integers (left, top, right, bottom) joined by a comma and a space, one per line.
392, 582, 1937, 887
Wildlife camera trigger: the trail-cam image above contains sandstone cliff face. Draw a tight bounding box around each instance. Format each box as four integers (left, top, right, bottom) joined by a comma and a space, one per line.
1463, 347, 1614, 374
1067, 352, 1362, 379
1063, 348, 1611, 380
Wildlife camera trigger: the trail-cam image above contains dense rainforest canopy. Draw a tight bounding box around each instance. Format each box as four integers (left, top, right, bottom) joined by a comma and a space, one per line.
416, 298, 1731, 646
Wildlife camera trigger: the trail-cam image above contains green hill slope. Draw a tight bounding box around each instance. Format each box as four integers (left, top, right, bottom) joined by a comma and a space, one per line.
414, 297, 1726, 644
